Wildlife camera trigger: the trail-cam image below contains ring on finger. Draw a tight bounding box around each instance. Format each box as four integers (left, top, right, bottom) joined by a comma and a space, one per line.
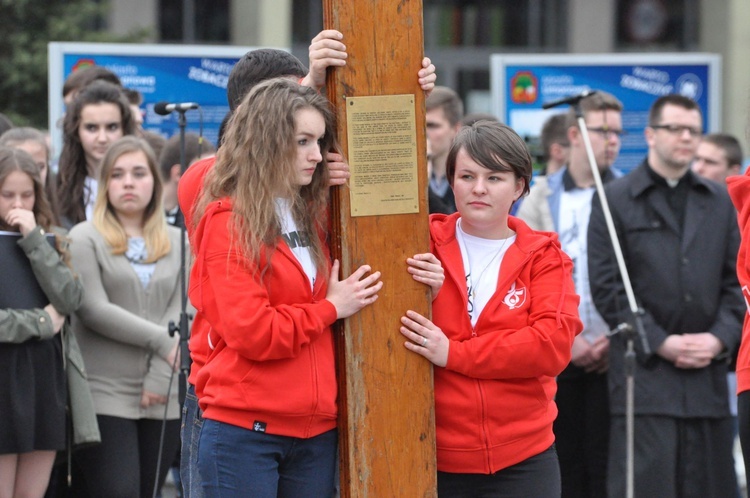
421, 337, 427, 347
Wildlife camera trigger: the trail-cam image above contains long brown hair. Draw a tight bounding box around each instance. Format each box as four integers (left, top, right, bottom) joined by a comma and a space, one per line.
0, 147, 71, 263
195, 77, 336, 274
93, 136, 170, 262
0, 127, 61, 226
57, 80, 136, 226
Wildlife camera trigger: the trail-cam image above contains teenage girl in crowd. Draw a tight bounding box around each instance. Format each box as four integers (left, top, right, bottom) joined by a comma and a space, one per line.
57, 80, 136, 228
68, 136, 182, 497
400, 121, 583, 497
188, 78, 382, 497
0, 127, 60, 224
0, 147, 97, 498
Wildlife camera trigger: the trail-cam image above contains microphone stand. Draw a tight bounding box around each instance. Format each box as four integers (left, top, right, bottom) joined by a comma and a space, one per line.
168, 108, 192, 408
573, 102, 650, 498
152, 108, 193, 498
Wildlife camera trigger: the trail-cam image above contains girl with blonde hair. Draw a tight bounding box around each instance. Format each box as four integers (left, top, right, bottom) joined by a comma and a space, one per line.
68, 136, 182, 497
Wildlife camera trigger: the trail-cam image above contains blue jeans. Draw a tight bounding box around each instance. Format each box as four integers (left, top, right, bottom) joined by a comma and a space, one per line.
180, 384, 204, 498
198, 419, 337, 498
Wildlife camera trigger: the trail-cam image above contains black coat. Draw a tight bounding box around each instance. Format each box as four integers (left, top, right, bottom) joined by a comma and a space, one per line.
428, 185, 456, 214
587, 161, 743, 417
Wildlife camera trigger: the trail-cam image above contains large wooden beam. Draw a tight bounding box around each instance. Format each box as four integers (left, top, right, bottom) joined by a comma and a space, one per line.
323, 1, 437, 496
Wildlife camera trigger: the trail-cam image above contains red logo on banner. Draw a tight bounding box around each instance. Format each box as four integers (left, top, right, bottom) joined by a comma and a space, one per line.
71, 59, 97, 73
510, 71, 538, 104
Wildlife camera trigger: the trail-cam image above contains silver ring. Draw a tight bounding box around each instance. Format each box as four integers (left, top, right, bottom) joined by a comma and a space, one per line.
421, 337, 427, 347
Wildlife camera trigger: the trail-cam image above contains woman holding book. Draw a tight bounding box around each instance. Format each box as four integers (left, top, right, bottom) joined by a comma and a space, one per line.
68, 136, 181, 497
0, 147, 97, 498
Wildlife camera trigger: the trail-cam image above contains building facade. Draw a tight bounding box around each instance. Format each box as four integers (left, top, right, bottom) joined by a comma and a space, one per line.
108, 0, 750, 153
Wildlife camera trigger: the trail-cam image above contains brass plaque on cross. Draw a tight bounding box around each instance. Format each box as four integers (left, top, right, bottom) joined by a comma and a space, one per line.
345, 94, 420, 217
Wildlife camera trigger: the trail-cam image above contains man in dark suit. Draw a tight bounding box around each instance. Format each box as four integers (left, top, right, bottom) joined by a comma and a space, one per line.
587, 94, 744, 498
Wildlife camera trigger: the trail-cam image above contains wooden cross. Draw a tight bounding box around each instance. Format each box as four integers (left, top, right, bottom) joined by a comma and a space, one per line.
323, 1, 437, 496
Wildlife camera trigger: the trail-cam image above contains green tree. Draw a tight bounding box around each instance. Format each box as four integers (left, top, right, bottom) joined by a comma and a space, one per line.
0, 0, 147, 128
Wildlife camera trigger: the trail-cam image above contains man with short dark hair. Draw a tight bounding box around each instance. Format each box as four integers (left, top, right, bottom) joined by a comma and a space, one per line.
588, 94, 743, 498
692, 132, 743, 184
539, 113, 570, 175
426, 86, 463, 213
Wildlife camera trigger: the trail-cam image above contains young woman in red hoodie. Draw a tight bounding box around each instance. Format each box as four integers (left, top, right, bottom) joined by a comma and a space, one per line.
727, 169, 750, 481
189, 78, 382, 497
401, 121, 583, 497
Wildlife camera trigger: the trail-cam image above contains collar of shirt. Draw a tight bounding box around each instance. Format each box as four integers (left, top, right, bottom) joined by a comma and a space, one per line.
562, 166, 615, 192
644, 161, 695, 190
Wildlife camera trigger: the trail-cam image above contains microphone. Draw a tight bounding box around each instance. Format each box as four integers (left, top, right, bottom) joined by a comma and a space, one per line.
153, 101, 200, 115
542, 90, 598, 109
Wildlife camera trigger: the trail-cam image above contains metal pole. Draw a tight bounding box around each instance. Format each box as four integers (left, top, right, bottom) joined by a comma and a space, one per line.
182, 0, 196, 42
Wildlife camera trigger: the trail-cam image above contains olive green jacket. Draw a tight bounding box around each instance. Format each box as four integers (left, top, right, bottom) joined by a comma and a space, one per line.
0, 226, 100, 447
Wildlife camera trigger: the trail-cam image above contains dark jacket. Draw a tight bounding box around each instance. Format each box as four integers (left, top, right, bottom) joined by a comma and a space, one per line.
587, 161, 743, 417
429, 184, 456, 214
0, 226, 100, 447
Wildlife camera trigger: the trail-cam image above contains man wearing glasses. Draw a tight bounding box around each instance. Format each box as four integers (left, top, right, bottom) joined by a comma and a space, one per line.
516, 91, 623, 498
588, 94, 743, 497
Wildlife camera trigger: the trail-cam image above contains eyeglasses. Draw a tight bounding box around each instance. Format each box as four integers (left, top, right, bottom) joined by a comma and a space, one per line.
650, 124, 702, 137
586, 127, 626, 139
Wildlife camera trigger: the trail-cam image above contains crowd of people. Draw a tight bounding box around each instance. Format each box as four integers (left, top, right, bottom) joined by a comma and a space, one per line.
0, 26, 749, 498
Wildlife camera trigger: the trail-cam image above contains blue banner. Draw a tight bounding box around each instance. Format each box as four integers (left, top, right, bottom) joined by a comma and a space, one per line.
49, 43, 260, 156
491, 54, 720, 173
62, 53, 237, 148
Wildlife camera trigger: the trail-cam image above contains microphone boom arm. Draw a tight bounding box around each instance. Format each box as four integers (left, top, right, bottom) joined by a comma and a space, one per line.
580, 118, 650, 356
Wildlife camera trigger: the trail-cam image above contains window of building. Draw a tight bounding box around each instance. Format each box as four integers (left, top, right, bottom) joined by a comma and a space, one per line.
291, 0, 567, 116
292, 0, 566, 49
159, 0, 230, 43
615, 0, 699, 49
423, 0, 566, 49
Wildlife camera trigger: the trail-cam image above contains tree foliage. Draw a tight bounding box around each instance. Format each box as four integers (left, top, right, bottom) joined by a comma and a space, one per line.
0, 0, 148, 128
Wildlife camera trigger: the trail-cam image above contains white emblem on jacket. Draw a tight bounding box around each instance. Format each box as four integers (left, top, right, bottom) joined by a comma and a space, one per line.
503, 282, 527, 310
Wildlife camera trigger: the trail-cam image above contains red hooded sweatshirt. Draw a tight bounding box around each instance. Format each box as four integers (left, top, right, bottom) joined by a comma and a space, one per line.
727, 170, 750, 393
177, 156, 215, 388
187, 195, 339, 438
429, 212, 582, 474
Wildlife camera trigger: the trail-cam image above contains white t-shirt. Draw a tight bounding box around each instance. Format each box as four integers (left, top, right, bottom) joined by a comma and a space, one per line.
276, 198, 316, 290
455, 219, 516, 327
558, 187, 610, 342
84, 175, 98, 221
125, 237, 156, 289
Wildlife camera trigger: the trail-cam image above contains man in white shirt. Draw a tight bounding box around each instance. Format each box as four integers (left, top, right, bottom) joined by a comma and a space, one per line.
516, 91, 624, 498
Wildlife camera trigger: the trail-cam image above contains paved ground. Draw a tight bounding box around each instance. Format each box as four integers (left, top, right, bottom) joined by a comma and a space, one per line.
161, 469, 180, 498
